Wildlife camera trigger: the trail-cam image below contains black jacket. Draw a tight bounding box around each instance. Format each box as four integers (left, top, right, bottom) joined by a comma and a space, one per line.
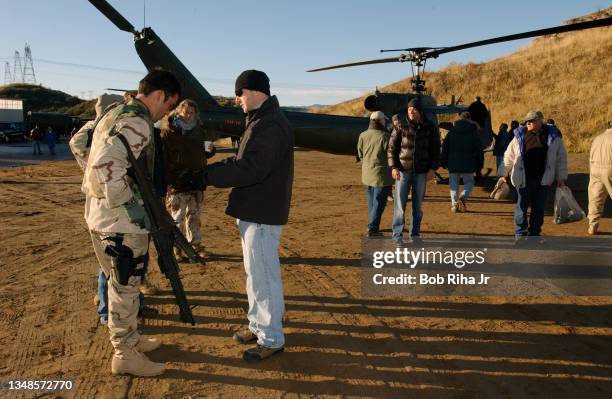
206, 96, 294, 225
388, 115, 440, 174
441, 119, 484, 173
492, 128, 512, 156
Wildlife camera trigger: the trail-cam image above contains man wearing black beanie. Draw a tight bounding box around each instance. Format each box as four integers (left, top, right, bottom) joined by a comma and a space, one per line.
388, 97, 440, 243
191, 69, 294, 362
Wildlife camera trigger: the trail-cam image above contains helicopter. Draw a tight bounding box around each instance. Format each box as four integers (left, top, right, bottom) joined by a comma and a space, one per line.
88, 0, 611, 157
308, 14, 612, 145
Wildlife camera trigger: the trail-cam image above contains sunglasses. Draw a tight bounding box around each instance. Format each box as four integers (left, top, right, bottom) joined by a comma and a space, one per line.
235, 88, 243, 97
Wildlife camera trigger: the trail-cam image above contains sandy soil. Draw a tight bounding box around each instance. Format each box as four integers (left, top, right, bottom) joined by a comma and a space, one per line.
0, 147, 611, 399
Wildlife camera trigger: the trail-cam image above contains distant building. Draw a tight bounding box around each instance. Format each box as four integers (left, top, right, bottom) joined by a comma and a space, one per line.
0, 99, 24, 123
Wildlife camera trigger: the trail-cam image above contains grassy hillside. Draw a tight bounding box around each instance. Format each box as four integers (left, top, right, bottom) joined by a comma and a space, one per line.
0, 83, 96, 118
318, 8, 611, 152
0, 83, 239, 119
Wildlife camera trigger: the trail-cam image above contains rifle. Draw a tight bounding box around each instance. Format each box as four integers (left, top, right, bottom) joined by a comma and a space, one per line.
117, 133, 200, 325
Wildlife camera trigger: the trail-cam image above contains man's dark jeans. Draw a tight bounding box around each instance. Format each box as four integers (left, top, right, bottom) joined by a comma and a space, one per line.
515, 179, 548, 237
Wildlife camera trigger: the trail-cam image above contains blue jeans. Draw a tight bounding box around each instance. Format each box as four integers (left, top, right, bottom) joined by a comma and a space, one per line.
448, 173, 474, 205
32, 140, 42, 154
496, 155, 504, 174
366, 186, 392, 232
238, 219, 285, 348
97, 253, 148, 321
392, 172, 427, 238
515, 179, 548, 237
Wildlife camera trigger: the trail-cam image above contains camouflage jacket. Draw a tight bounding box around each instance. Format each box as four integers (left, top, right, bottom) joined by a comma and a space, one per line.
83, 98, 154, 233
69, 120, 96, 171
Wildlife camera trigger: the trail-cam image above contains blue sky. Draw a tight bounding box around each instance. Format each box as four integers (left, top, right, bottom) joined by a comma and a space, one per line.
1, 0, 609, 105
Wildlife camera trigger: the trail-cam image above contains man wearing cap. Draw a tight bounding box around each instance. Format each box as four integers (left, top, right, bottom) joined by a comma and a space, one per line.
388, 97, 440, 242
587, 126, 612, 235
498, 110, 568, 238
191, 70, 294, 362
358, 111, 393, 236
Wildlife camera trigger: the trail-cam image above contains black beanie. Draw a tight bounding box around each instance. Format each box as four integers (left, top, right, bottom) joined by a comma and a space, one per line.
235, 70, 270, 96
407, 97, 423, 112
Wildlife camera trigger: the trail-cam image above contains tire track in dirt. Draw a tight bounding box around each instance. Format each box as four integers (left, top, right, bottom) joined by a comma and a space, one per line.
1, 179, 113, 398
1, 184, 84, 223
5, 295, 51, 399
279, 243, 412, 395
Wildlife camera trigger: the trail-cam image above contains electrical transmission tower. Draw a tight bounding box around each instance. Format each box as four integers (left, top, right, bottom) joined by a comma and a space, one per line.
13, 51, 23, 83
23, 43, 36, 84
3, 62, 12, 84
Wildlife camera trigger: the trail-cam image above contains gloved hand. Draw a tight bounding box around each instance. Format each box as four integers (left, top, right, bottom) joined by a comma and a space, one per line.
124, 197, 151, 230
188, 162, 228, 190
189, 169, 209, 191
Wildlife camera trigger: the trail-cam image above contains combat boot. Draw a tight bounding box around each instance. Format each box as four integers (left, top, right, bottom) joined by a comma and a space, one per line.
136, 335, 162, 352
140, 277, 160, 295
111, 347, 165, 377
193, 244, 208, 258
173, 247, 188, 262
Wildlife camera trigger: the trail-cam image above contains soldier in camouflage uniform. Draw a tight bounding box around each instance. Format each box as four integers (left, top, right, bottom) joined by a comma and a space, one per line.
83, 70, 180, 377
160, 99, 215, 260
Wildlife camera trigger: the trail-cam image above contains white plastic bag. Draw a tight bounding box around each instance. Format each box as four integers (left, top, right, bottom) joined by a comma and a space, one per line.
490, 179, 512, 200
553, 186, 585, 224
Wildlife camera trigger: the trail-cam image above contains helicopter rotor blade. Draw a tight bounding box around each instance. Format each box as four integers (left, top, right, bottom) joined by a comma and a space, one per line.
88, 0, 137, 34
307, 56, 407, 72
429, 16, 612, 58
380, 46, 443, 53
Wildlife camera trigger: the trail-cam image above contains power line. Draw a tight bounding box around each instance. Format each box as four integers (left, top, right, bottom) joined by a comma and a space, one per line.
22, 44, 37, 84
13, 51, 23, 83
3, 62, 11, 84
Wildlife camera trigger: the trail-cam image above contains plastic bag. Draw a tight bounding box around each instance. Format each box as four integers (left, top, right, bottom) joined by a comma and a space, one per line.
553, 186, 585, 224
490, 179, 512, 200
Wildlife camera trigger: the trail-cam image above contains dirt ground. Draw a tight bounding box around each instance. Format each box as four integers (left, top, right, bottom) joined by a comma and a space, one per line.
0, 147, 611, 399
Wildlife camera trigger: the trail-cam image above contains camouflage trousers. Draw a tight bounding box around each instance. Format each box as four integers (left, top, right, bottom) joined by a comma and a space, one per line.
166, 190, 203, 245
90, 231, 148, 352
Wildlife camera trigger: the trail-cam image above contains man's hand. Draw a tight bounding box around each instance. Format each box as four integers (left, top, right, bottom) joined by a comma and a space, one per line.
426, 169, 435, 181
124, 197, 151, 230
188, 169, 209, 191
499, 176, 506, 183
557, 178, 566, 187
391, 168, 401, 181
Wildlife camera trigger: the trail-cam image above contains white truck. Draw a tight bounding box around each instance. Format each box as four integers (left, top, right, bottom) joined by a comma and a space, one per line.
0, 98, 27, 143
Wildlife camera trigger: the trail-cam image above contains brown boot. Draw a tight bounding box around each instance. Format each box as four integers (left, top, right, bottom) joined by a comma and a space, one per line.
111, 347, 165, 377
173, 247, 188, 262
193, 244, 208, 258
243, 345, 284, 362
233, 329, 257, 344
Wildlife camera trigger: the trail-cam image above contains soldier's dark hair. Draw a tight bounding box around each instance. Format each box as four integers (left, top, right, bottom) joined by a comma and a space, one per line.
138, 69, 182, 99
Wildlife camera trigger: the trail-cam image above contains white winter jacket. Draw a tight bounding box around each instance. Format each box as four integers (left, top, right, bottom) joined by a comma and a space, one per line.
498, 124, 568, 188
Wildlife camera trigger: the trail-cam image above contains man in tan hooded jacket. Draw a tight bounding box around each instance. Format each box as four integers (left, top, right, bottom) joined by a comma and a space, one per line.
588, 127, 612, 235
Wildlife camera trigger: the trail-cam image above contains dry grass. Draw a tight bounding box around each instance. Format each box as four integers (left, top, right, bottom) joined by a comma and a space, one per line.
318, 8, 611, 152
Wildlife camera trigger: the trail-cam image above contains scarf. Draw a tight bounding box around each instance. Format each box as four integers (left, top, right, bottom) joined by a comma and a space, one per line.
172, 115, 197, 134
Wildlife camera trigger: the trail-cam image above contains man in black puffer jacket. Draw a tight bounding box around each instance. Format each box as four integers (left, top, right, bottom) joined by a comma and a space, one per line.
388, 97, 440, 241
441, 112, 484, 212
191, 70, 293, 363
